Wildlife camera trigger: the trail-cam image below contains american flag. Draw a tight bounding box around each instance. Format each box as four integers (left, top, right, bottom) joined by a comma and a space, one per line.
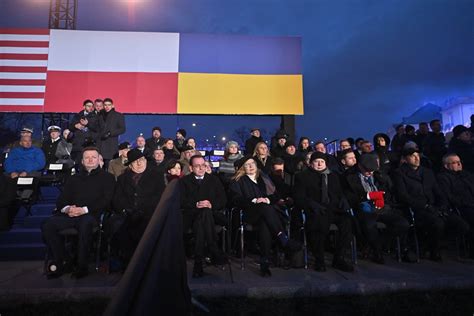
0, 29, 50, 112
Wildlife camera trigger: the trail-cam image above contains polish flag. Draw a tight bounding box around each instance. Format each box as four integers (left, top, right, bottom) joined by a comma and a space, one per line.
44, 30, 179, 113
0, 29, 50, 112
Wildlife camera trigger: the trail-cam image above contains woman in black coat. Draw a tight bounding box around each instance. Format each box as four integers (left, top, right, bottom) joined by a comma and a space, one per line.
229, 156, 298, 277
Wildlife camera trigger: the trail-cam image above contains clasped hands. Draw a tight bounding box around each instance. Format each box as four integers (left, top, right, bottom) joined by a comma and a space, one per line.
10, 171, 27, 179
196, 200, 212, 209
66, 205, 87, 217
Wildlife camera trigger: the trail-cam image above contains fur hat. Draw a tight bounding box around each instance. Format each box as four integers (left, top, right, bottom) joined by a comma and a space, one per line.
309, 151, 327, 163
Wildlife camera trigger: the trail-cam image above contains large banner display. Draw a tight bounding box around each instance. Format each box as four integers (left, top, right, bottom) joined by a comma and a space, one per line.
1, 28, 303, 114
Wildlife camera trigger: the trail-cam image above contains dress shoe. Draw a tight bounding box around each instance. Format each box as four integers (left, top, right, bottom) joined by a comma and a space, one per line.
46, 262, 63, 279
314, 262, 327, 272
332, 258, 354, 272
211, 252, 228, 266
192, 260, 204, 278
401, 249, 417, 263
371, 252, 385, 264
71, 266, 88, 279
429, 252, 442, 262
259, 260, 272, 277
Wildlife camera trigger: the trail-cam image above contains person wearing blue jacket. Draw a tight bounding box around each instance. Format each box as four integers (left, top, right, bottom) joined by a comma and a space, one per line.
4, 135, 45, 178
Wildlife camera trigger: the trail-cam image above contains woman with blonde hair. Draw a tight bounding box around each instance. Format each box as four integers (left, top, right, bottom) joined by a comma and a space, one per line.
253, 141, 273, 174
229, 156, 300, 277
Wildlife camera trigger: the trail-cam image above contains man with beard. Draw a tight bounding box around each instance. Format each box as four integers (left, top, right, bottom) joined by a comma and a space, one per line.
69, 99, 101, 165
113, 149, 166, 265
437, 153, 474, 258
145, 126, 165, 151
337, 149, 357, 174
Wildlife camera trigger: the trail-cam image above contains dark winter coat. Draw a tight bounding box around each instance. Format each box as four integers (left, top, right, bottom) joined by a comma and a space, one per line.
114, 167, 166, 220
229, 173, 278, 210
448, 138, 474, 173
56, 167, 115, 219
41, 138, 61, 165
69, 110, 101, 153
392, 163, 448, 211
99, 109, 126, 160
341, 167, 396, 209
245, 135, 263, 155
180, 173, 227, 211
293, 168, 348, 214
437, 169, 474, 209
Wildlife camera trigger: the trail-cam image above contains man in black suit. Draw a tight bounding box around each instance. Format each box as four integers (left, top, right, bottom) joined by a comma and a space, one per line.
99, 98, 126, 168
392, 148, 469, 261
42, 147, 115, 278
180, 155, 227, 277
113, 149, 166, 264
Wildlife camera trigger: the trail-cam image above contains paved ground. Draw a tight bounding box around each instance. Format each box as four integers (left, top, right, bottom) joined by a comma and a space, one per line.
1, 254, 474, 307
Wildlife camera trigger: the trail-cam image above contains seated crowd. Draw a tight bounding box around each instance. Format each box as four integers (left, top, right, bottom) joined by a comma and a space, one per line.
1, 99, 474, 280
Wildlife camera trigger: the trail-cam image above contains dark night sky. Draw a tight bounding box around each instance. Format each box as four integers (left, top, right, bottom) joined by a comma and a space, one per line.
1, 0, 473, 144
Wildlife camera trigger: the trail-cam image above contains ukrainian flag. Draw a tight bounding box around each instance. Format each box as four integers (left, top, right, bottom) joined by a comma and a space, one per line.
177, 33, 303, 115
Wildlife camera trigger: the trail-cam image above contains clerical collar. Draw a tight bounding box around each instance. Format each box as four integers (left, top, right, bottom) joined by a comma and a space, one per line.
195, 175, 204, 180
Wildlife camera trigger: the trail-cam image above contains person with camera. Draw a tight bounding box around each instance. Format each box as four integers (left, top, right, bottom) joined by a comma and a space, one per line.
69, 99, 101, 167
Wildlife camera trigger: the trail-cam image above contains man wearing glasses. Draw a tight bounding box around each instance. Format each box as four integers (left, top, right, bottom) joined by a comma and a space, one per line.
438, 153, 474, 258
180, 155, 227, 278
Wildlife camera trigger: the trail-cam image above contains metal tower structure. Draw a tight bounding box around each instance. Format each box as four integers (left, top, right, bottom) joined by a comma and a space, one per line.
43, 1, 77, 135
49, 0, 78, 30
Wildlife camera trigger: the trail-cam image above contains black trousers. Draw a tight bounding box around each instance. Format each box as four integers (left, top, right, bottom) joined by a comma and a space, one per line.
183, 208, 219, 259
306, 210, 352, 264
244, 203, 285, 258
357, 207, 410, 253
414, 209, 469, 253
41, 213, 97, 268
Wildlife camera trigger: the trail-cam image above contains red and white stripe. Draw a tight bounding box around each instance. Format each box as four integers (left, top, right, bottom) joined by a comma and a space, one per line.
0, 29, 49, 112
